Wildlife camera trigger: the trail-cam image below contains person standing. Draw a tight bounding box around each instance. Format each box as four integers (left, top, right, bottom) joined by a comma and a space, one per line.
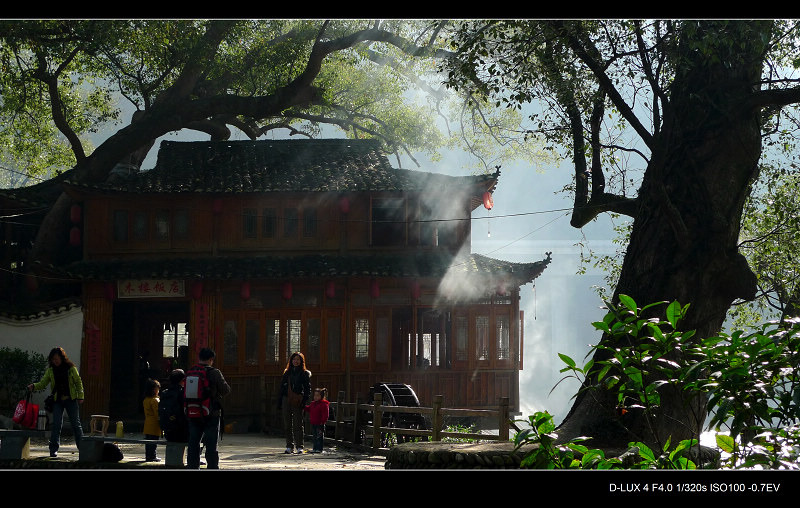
159, 369, 188, 443
304, 387, 330, 453
185, 348, 230, 469
277, 352, 311, 454
142, 378, 161, 461
28, 347, 85, 457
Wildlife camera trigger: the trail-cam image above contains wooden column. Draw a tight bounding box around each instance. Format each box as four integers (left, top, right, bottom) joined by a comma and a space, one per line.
80, 284, 114, 418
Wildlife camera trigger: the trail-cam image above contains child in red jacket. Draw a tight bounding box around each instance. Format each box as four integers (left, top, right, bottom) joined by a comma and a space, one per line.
304, 388, 330, 453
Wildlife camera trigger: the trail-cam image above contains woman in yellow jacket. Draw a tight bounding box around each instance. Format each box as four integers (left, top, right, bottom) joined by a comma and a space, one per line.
28, 347, 85, 457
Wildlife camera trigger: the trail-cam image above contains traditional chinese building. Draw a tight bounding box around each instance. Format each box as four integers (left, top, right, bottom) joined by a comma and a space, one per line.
54, 138, 550, 429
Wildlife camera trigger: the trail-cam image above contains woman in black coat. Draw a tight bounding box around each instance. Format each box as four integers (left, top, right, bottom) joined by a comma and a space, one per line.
277, 352, 311, 454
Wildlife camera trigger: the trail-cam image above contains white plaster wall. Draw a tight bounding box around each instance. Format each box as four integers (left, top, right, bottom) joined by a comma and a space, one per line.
0, 307, 84, 405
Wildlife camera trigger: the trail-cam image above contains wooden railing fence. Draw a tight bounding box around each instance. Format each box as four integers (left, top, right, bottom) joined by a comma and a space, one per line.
327, 391, 510, 454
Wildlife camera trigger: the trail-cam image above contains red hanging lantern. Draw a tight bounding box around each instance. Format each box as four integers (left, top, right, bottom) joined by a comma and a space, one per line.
191, 281, 204, 300
411, 280, 421, 300
104, 282, 115, 301
69, 204, 82, 224
25, 274, 38, 293
240, 281, 251, 301
282, 281, 293, 300
339, 196, 350, 214
369, 278, 380, 299
69, 226, 81, 246
482, 191, 494, 210
213, 198, 223, 215
325, 280, 336, 299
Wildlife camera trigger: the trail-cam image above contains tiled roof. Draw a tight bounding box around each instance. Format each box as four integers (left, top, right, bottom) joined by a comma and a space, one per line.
0, 297, 82, 322
0, 177, 66, 209
64, 139, 499, 194
59, 252, 551, 286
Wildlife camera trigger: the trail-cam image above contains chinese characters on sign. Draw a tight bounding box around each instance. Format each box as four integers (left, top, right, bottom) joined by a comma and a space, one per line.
117, 279, 185, 298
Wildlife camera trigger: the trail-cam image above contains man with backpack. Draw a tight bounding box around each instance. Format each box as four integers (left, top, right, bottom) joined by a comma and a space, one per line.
185, 348, 230, 469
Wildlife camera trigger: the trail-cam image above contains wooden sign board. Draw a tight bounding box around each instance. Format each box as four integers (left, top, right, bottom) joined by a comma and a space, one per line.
117, 279, 185, 298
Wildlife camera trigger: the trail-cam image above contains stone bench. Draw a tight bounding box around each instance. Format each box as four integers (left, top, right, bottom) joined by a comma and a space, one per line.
0, 429, 48, 460
80, 435, 187, 467
384, 441, 534, 469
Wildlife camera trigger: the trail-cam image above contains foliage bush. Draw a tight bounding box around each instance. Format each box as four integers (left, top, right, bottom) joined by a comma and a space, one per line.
684, 318, 800, 469
0, 347, 48, 410
441, 423, 480, 443
514, 296, 800, 469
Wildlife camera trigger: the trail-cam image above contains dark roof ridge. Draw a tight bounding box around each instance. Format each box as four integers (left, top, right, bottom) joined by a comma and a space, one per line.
58, 251, 551, 286
157, 137, 382, 147
64, 138, 499, 195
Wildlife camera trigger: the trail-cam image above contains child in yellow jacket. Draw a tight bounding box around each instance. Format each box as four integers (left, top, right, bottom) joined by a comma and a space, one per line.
143, 378, 162, 461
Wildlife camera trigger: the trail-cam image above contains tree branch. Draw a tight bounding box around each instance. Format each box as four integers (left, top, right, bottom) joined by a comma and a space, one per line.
634, 20, 666, 135
154, 20, 236, 107
552, 20, 655, 149
365, 48, 448, 101
589, 90, 606, 197
537, 34, 638, 227
70, 23, 430, 183
746, 85, 800, 110
184, 118, 232, 140
35, 50, 86, 163
570, 193, 639, 228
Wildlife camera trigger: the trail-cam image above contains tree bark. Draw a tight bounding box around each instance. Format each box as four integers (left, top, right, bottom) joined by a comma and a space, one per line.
556, 22, 767, 450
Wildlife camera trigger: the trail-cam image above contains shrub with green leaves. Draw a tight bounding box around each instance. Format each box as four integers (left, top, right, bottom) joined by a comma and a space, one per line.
0, 347, 48, 410
515, 296, 800, 469
556, 296, 704, 452
514, 411, 624, 469
684, 318, 800, 469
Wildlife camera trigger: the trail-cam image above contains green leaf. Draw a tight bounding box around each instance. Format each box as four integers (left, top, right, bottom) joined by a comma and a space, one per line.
619, 294, 637, 314
580, 449, 605, 468
669, 438, 697, 461
716, 433, 736, 453
641, 300, 669, 313
632, 442, 656, 462
666, 301, 681, 329
558, 353, 576, 369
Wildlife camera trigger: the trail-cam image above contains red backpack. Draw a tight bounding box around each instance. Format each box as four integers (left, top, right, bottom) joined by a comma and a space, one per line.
184, 364, 212, 419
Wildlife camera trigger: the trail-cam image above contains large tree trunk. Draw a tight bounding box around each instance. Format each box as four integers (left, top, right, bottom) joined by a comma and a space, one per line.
557, 23, 767, 450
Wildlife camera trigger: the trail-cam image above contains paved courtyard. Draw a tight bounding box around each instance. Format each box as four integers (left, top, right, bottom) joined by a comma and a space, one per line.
19, 432, 387, 470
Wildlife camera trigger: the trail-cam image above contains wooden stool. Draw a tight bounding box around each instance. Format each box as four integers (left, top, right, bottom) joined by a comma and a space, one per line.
89, 415, 110, 436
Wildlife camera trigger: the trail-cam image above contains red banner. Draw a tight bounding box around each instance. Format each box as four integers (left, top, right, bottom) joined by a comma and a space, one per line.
118, 279, 185, 298
195, 302, 209, 353
85, 321, 102, 376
